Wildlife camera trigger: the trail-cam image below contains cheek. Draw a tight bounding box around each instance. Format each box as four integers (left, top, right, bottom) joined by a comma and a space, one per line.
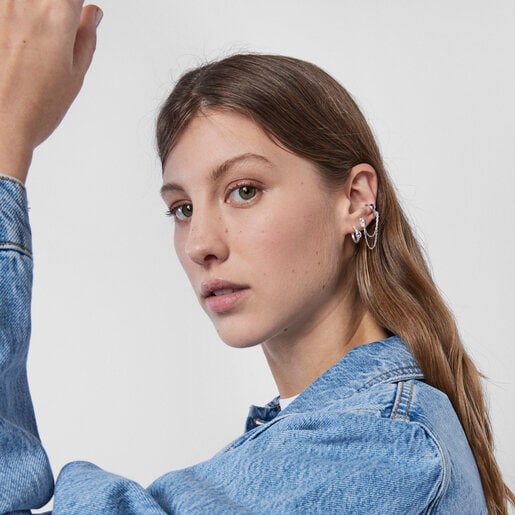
173, 229, 191, 273
243, 203, 341, 279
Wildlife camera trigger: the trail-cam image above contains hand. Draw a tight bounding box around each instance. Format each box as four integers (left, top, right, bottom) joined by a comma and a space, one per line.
0, 0, 102, 183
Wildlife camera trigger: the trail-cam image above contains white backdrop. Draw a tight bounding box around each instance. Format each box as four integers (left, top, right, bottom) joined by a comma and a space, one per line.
26, 0, 514, 509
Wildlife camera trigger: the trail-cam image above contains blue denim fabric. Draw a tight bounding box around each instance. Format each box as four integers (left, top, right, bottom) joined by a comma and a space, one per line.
0, 176, 53, 513
0, 175, 487, 514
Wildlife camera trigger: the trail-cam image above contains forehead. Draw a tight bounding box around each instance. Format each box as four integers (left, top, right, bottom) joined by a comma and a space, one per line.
163, 110, 288, 180
160, 109, 334, 203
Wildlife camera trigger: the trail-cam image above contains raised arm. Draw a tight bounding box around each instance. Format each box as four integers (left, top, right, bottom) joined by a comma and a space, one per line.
0, 1, 101, 510
0, 174, 53, 512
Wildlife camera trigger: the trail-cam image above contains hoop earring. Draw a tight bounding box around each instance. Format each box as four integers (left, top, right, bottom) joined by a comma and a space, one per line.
351, 226, 362, 244
359, 204, 380, 250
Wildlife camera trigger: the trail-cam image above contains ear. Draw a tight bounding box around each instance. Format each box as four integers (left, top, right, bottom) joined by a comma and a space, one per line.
340, 163, 378, 236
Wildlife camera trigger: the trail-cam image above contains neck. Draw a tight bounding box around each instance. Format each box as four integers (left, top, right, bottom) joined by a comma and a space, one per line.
262, 307, 388, 399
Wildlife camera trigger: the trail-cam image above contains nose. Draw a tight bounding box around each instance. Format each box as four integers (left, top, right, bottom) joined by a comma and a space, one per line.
184, 208, 229, 267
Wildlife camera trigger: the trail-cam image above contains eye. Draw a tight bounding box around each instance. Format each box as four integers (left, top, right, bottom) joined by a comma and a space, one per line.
166, 203, 193, 221
228, 184, 259, 203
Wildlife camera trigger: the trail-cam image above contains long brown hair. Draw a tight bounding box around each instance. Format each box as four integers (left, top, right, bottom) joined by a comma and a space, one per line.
156, 54, 514, 514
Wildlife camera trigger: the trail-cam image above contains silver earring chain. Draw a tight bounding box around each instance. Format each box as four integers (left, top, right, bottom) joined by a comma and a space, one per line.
359, 204, 380, 250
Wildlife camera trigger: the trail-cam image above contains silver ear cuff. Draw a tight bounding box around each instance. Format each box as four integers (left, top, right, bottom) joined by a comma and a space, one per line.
352, 204, 380, 250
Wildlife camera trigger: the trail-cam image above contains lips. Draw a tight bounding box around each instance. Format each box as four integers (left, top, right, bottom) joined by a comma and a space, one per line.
200, 279, 248, 298
200, 279, 249, 313
213, 288, 236, 296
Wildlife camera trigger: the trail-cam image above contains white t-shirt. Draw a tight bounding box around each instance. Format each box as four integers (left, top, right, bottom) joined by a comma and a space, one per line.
279, 395, 299, 410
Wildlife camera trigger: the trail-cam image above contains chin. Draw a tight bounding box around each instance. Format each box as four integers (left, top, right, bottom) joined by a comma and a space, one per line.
210, 318, 267, 349
212, 314, 295, 349
216, 329, 264, 349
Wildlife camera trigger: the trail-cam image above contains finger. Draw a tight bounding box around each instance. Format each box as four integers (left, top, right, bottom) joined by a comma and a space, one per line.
73, 4, 102, 78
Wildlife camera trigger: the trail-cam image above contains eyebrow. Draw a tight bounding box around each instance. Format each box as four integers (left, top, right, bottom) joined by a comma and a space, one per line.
160, 153, 273, 196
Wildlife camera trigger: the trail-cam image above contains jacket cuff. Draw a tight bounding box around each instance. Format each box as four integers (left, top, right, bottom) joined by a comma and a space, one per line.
0, 175, 32, 257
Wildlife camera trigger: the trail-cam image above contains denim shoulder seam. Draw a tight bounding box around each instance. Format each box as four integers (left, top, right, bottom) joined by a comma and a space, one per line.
389, 381, 449, 512
416, 420, 450, 514
340, 399, 448, 512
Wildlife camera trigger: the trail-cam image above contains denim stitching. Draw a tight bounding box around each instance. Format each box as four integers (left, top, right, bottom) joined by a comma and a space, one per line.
403, 383, 415, 422
0, 241, 32, 255
391, 381, 404, 420
358, 366, 423, 392
391, 381, 416, 422
391, 382, 403, 419
0, 175, 26, 189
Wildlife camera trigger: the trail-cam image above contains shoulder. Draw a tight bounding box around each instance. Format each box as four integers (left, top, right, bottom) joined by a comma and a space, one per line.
154, 383, 446, 515
231, 381, 445, 513
269, 378, 485, 513
152, 380, 485, 514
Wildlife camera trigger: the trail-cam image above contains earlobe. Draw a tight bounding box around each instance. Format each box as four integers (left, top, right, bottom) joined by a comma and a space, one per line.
347, 203, 380, 250
351, 226, 362, 244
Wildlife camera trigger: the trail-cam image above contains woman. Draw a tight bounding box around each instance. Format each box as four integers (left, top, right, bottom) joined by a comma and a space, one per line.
0, 2, 513, 513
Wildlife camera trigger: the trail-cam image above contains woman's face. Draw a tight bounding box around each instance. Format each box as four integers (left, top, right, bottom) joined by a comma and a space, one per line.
161, 109, 352, 348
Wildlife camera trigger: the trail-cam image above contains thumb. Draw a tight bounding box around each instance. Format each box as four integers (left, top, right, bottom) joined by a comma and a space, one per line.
73, 5, 103, 79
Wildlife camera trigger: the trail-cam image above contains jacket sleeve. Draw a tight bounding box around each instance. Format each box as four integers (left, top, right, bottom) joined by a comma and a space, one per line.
0, 175, 54, 512
0, 176, 168, 514
53, 462, 166, 514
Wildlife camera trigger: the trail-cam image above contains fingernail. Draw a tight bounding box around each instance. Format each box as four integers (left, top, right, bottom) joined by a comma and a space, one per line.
95, 8, 104, 27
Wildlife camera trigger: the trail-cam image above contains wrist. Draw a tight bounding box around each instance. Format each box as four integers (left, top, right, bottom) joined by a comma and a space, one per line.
0, 137, 33, 184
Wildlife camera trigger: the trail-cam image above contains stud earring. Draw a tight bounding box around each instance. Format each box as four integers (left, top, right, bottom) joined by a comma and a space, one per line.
351, 226, 362, 244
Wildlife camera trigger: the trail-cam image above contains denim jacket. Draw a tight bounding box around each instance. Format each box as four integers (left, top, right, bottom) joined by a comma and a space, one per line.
0, 175, 487, 514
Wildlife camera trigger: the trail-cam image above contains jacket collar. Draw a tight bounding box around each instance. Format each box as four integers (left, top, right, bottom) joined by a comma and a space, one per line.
246, 336, 423, 431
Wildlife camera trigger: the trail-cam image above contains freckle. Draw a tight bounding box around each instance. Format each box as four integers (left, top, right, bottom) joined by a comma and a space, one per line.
315, 251, 318, 255
291, 269, 295, 273
283, 328, 288, 332
322, 284, 326, 289
317, 261, 320, 265
225, 228, 228, 234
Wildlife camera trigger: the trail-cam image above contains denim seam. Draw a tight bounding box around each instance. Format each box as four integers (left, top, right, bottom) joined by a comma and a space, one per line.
403, 383, 414, 422
0, 241, 32, 255
0, 174, 26, 189
391, 381, 404, 420
417, 421, 449, 513
390, 381, 416, 422
357, 366, 423, 392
